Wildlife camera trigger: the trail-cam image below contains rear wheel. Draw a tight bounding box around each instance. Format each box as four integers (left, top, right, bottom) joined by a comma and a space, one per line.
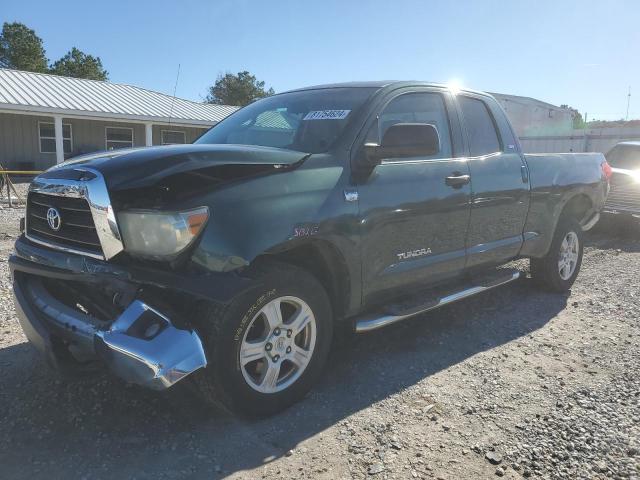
530, 217, 584, 292
194, 260, 333, 416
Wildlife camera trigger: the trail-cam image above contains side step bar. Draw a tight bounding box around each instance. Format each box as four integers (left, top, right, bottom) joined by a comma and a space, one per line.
354, 271, 521, 333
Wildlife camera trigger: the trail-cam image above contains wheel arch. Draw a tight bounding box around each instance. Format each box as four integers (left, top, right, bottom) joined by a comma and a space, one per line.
254, 239, 353, 323
560, 193, 593, 224
521, 192, 595, 259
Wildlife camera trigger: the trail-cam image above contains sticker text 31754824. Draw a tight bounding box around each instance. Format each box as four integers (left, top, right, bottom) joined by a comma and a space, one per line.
303, 110, 351, 121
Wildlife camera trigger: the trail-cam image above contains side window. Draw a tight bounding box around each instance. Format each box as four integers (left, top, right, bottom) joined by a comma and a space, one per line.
377, 92, 453, 159
459, 96, 501, 156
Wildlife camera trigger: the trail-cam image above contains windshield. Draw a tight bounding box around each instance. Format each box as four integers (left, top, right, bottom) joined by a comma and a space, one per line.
606, 144, 640, 170
196, 87, 378, 153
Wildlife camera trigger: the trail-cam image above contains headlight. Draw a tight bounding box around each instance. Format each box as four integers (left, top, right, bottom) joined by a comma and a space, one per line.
117, 207, 209, 258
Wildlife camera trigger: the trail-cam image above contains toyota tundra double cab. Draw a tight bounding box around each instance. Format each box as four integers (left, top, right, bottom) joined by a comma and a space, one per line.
10, 82, 610, 416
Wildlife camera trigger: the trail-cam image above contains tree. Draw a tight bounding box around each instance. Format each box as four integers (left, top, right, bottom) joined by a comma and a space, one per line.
561, 104, 586, 129
0, 22, 48, 72
205, 71, 274, 106
49, 47, 108, 80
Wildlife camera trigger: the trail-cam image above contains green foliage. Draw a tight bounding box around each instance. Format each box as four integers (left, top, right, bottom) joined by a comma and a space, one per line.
0, 22, 48, 72
205, 71, 274, 106
561, 104, 586, 129
49, 47, 108, 81
0, 22, 108, 81
572, 111, 586, 129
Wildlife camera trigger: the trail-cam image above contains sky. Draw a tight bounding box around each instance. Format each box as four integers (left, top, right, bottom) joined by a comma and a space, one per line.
2, 0, 639, 120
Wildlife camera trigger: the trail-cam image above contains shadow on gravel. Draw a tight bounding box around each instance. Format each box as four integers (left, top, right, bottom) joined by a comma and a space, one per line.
586, 214, 640, 252
0, 277, 567, 479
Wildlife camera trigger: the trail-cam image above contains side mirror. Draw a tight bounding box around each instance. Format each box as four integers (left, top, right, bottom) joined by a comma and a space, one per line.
362, 123, 440, 166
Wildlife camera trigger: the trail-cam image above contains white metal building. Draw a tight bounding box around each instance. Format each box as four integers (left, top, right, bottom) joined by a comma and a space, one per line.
490, 92, 575, 138
0, 69, 238, 169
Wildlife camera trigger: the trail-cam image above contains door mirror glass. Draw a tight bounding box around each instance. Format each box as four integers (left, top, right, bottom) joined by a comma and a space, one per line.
364, 123, 440, 164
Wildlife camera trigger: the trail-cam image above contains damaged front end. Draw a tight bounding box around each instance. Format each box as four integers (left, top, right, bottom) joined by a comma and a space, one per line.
11, 144, 309, 390
12, 270, 207, 390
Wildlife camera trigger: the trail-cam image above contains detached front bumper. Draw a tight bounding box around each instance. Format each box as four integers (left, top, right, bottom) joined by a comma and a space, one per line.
9, 236, 217, 390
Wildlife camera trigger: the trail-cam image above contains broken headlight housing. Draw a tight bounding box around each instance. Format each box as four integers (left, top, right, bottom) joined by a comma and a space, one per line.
117, 207, 209, 259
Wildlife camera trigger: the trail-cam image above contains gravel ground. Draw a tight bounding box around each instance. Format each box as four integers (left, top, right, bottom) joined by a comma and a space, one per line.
0, 198, 638, 479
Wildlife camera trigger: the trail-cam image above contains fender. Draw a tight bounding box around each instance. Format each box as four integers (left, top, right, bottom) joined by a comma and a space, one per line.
520, 153, 607, 258
187, 156, 362, 311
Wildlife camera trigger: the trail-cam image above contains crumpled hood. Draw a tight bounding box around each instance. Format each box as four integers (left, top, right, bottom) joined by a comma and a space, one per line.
49, 144, 309, 191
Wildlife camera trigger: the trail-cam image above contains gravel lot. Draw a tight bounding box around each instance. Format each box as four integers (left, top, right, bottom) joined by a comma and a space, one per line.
0, 193, 638, 479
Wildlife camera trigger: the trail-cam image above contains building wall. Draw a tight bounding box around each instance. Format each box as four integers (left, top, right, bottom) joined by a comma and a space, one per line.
151, 125, 208, 145
66, 118, 146, 155
0, 112, 211, 170
520, 126, 640, 154
0, 113, 55, 170
492, 94, 574, 138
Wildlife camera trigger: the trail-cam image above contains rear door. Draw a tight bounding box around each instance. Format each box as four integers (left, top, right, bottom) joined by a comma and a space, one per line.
356, 89, 471, 305
456, 94, 530, 269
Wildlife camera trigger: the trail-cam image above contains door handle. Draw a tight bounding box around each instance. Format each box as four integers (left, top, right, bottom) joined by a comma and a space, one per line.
445, 174, 471, 188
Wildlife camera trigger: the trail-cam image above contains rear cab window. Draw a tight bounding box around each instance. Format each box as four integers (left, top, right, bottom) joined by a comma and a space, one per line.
459, 96, 502, 157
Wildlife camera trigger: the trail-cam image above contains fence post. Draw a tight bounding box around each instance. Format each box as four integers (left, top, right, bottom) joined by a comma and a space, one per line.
6, 175, 12, 208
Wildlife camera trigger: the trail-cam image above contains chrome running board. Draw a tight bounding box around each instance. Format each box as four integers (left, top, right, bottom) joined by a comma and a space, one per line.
354, 271, 521, 333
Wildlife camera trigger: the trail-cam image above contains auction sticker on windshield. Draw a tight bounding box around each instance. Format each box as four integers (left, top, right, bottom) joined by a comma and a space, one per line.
303, 110, 351, 120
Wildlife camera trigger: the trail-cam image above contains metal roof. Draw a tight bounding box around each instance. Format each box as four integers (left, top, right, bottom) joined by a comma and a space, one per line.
0, 68, 238, 126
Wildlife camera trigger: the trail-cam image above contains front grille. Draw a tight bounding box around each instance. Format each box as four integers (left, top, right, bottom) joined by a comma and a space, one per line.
26, 192, 103, 256
605, 183, 640, 213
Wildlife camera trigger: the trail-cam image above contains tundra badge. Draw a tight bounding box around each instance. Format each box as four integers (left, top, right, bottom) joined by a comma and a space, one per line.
397, 248, 432, 261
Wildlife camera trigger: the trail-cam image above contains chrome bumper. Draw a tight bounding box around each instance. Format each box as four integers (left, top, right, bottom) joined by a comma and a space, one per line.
95, 301, 207, 389
14, 275, 207, 390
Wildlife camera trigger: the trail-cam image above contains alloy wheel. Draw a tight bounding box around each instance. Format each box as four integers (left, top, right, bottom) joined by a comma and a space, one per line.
239, 296, 316, 394
558, 231, 579, 280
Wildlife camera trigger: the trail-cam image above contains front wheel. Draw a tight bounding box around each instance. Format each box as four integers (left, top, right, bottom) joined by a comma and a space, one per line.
194, 260, 333, 416
530, 217, 584, 292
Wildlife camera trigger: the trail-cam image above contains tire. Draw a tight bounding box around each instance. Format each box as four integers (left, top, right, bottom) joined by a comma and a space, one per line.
193, 259, 333, 417
530, 216, 584, 292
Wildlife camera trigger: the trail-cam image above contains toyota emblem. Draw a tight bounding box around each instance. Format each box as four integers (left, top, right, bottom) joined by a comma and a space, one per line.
46, 207, 62, 231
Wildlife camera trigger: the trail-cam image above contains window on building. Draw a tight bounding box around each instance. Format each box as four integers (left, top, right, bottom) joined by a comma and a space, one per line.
161, 130, 186, 145
106, 127, 134, 150
459, 96, 502, 156
39, 122, 72, 154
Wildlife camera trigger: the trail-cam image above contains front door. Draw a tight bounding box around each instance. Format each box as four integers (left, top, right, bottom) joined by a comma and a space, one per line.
357, 90, 471, 305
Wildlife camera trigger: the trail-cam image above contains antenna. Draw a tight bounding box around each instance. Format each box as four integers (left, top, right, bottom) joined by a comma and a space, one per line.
626, 86, 631, 121
168, 63, 181, 125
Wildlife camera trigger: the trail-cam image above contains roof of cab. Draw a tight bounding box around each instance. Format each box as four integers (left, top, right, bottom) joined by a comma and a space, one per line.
284, 80, 489, 97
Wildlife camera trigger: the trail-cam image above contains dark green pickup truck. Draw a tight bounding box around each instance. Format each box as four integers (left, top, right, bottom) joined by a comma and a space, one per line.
10, 81, 610, 415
